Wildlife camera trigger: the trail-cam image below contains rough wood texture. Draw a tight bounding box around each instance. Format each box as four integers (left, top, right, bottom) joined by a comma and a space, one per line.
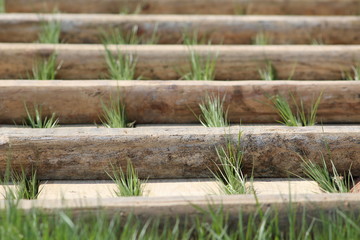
5, 0, 360, 15
0, 80, 359, 124
1, 14, 360, 44
1, 44, 360, 80
0, 126, 359, 179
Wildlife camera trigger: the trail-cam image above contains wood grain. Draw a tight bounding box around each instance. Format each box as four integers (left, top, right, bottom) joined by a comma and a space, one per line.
0, 44, 359, 80
0, 125, 359, 179
0, 14, 360, 44
0, 80, 359, 124
5, 0, 360, 15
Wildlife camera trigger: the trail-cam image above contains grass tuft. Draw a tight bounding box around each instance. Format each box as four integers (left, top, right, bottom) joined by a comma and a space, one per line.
101, 25, 159, 45
29, 53, 60, 80
259, 61, 276, 80
182, 31, 211, 45
253, 32, 271, 45
270, 93, 322, 126
1, 167, 40, 200
24, 104, 59, 128
344, 65, 360, 81
302, 156, 353, 193
197, 94, 229, 127
0, 202, 360, 238
107, 160, 144, 197
0, 0, 5, 13
213, 132, 252, 195
38, 20, 61, 44
104, 46, 137, 80
100, 96, 134, 128
182, 50, 217, 80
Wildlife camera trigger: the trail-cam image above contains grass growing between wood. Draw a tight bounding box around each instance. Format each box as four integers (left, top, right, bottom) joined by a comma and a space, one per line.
1, 200, 359, 239
1, 166, 40, 200
344, 65, 360, 81
213, 132, 252, 195
23, 104, 59, 128
38, 20, 61, 44
197, 94, 229, 127
302, 157, 354, 193
182, 50, 217, 80
107, 161, 144, 197
101, 25, 159, 45
182, 31, 211, 45
28, 53, 60, 80
104, 46, 137, 80
100, 95, 134, 128
259, 62, 276, 80
270, 93, 322, 126
253, 32, 271, 45
0, 0, 5, 13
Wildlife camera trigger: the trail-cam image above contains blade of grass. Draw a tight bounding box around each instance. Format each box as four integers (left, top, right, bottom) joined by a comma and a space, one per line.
182, 49, 217, 80
212, 132, 251, 195
38, 20, 61, 44
344, 65, 360, 81
104, 46, 137, 80
197, 94, 229, 127
301, 156, 353, 193
0, 0, 5, 13
258, 61, 276, 80
101, 25, 159, 45
28, 53, 60, 80
253, 32, 271, 45
107, 160, 144, 197
100, 95, 134, 128
23, 104, 59, 128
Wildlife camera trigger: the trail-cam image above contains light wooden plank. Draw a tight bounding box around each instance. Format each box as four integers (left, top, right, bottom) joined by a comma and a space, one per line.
37, 181, 117, 200
143, 179, 221, 197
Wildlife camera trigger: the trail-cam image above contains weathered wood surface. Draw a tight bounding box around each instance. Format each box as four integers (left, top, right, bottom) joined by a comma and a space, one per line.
5, 0, 360, 15
0, 44, 360, 80
0, 80, 359, 124
0, 126, 359, 179
1, 14, 360, 44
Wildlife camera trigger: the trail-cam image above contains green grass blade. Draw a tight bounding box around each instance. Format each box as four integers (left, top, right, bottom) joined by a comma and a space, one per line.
38, 20, 61, 44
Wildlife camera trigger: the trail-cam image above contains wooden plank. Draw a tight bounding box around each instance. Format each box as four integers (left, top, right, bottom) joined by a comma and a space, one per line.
0, 125, 359, 179
143, 179, 221, 196
250, 179, 322, 195
0, 80, 359, 124
2, 194, 360, 221
37, 181, 117, 199
1, 14, 360, 44
0, 44, 359, 80
0, 184, 17, 199
5, 0, 360, 15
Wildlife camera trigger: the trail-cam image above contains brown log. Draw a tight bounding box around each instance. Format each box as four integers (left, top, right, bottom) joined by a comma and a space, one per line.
5, 0, 360, 15
0, 44, 360, 80
0, 125, 359, 179
1, 14, 360, 44
0, 80, 359, 124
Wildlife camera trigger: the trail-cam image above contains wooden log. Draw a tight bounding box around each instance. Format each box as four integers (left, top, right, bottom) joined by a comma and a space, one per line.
0, 125, 359, 179
5, 0, 360, 15
0, 80, 359, 124
0, 44, 360, 80
1, 14, 360, 44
